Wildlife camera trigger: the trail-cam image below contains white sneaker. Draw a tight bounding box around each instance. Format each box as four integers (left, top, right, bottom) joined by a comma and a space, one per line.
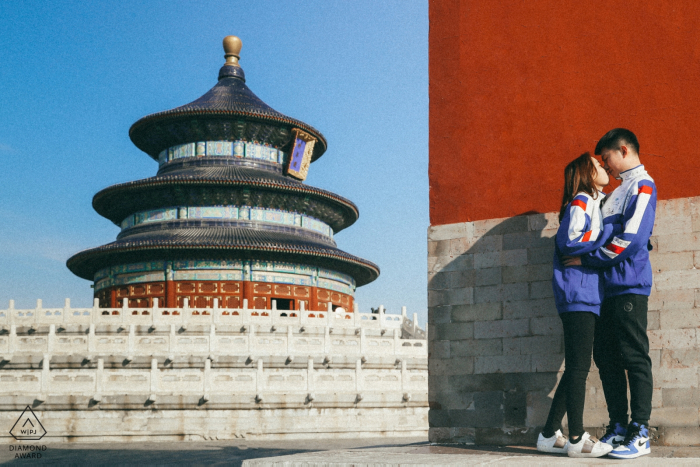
537, 430, 569, 453
567, 432, 613, 458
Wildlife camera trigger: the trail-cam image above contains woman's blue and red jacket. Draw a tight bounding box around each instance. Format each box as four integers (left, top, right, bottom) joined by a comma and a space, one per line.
552, 192, 613, 315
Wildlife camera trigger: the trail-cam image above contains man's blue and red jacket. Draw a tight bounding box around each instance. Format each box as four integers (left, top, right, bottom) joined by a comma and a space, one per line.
581, 165, 657, 297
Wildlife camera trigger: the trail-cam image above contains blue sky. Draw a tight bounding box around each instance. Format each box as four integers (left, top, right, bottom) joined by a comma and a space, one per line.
0, 1, 428, 325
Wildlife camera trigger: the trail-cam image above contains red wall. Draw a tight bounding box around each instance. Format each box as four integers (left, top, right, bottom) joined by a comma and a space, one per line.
430, 0, 700, 225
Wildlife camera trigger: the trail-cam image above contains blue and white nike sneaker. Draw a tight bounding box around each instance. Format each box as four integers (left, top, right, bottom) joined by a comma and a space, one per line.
608, 422, 650, 459
601, 422, 627, 448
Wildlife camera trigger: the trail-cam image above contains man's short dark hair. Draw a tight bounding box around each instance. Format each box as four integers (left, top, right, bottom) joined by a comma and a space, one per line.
594, 128, 639, 155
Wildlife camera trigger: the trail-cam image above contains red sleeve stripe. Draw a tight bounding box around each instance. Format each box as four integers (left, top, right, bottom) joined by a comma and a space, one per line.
571, 199, 587, 210
639, 185, 653, 195
605, 242, 625, 255
581, 230, 592, 242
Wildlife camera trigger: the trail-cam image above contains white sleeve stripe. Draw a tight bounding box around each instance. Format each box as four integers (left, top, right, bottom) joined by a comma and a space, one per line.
602, 247, 618, 259
568, 205, 588, 241
611, 237, 631, 248
588, 229, 600, 242
624, 192, 651, 235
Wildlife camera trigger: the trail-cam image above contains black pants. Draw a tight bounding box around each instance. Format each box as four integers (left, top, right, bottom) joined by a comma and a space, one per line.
544, 312, 596, 438
593, 294, 653, 425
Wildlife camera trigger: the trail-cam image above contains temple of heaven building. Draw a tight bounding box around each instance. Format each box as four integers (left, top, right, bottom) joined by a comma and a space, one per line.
67, 36, 379, 312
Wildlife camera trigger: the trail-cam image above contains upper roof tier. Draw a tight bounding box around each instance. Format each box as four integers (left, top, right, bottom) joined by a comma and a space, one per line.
129, 36, 327, 162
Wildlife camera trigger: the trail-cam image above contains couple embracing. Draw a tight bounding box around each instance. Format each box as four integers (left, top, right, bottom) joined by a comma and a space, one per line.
536, 129, 656, 459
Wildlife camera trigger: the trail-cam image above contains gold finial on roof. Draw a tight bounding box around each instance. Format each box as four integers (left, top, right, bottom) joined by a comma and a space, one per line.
223, 36, 242, 67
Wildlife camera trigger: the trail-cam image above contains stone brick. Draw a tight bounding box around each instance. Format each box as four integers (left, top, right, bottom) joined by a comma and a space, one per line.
503, 298, 557, 320
448, 374, 505, 393
653, 367, 699, 389
503, 336, 561, 356
474, 283, 529, 304
647, 311, 660, 330
504, 389, 526, 426
660, 348, 700, 369
450, 406, 504, 428
469, 235, 503, 253
474, 319, 529, 339
428, 240, 451, 258
695, 251, 700, 269
448, 270, 476, 289
520, 335, 562, 355
656, 232, 700, 254
503, 231, 555, 251
427, 256, 437, 274
528, 212, 559, 232
650, 407, 700, 427
428, 272, 449, 291
501, 249, 528, 267
662, 388, 700, 407
654, 198, 693, 236
659, 309, 700, 329
450, 237, 473, 256
504, 372, 561, 392
474, 267, 502, 287
429, 340, 450, 359
428, 409, 450, 427
693, 196, 700, 232
428, 306, 451, 325
450, 338, 503, 357
655, 269, 700, 291
659, 427, 700, 446
584, 386, 607, 410
474, 216, 529, 237
431, 254, 474, 274
428, 289, 449, 307
583, 408, 614, 428
648, 329, 696, 350
447, 287, 474, 306
530, 316, 563, 336
649, 251, 695, 273
526, 390, 553, 427
650, 349, 661, 369
429, 375, 449, 396
475, 427, 539, 445
652, 387, 663, 408
474, 252, 500, 269
432, 390, 474, 410
531, 353, 565, 372
648, 288, 696, 311
502, 337, 520, 356
528, 246, 555, 265
529, 281, 554, 299
451, 302, 502, 323
428, 426, 451, 442
429, 357, 475, 376
475, 355, 531, 374
435, 322, 474, 341
502, 264, 553, 284
428, 222, 470, 241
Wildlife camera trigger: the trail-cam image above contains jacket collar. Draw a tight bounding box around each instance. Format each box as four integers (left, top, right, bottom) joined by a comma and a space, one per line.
620, 164, 645, 181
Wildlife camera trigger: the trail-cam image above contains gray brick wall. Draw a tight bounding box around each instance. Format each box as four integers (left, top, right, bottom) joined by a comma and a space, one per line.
428, 196, 700, 445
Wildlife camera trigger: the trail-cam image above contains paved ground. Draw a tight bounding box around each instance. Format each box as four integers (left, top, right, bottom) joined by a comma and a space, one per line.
1, 437, 700, 466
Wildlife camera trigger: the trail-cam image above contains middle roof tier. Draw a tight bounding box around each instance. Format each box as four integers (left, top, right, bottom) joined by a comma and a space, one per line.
93, 159, 358, 232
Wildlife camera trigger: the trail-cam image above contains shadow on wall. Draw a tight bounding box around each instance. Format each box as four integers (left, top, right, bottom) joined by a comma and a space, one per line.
427, 212, 587, 445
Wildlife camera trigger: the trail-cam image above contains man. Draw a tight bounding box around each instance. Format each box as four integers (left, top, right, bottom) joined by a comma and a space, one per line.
563, 128, 656, 459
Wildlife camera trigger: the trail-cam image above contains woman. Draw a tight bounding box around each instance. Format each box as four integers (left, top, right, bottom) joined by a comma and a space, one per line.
536, 153, 614, 458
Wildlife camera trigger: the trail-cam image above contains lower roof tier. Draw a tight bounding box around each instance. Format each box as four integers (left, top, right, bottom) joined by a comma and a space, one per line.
67, 227, 379, 287
93, 163, 358, 232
